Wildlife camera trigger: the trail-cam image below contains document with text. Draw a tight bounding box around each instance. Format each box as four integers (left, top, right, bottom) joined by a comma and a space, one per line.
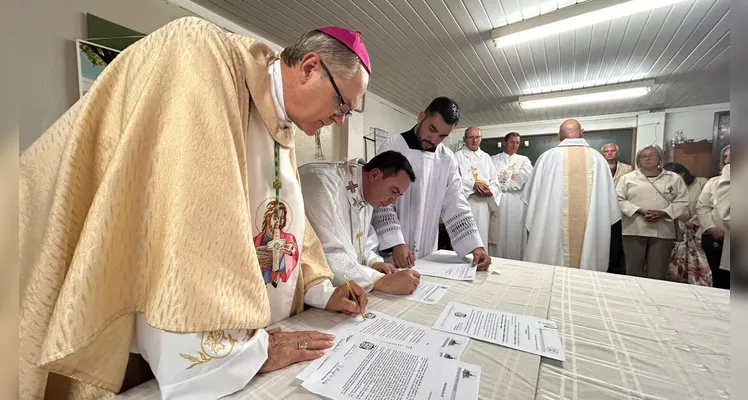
297, 310, 470, 381
412, 259, 476, 281
432, 302, 565, 361
301, 335, 480, 400
401, 281, 450, 305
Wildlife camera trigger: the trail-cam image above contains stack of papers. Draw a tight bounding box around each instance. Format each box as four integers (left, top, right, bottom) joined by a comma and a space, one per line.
411, 251, 478, 281
412, 259, 476, 281
433, 302, 565, 362
297, 311, 480, 400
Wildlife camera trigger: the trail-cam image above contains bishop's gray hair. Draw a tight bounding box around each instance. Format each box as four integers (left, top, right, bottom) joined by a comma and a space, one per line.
601, 143, 619, 152
281, 30, 363, 80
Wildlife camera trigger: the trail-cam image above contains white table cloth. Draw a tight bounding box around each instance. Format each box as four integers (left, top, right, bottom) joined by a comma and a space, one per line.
117, 256, 730, 400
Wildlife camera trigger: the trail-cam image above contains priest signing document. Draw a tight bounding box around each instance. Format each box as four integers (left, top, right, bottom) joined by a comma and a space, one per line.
20, 17, 372, 400
454, 127, 501, 254
521, 119, 620, 270
489, 132, 533, 260
300, 151, 422, 295
372, 97, 492, 270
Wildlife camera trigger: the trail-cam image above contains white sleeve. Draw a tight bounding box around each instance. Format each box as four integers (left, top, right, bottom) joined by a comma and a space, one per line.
371, 205, 406, 250
304, 279, 336, 309
131, 314, 269, 400
441, 156, 484, 257
486, 157, 501, 209
301, 172, 384, 292
363, 225, 384, 268
508, 159, 533, 191
714, 165, 730, 229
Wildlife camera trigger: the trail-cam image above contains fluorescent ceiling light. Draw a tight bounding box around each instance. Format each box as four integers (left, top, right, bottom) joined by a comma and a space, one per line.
522, 72, 649, 95
492, 0, 689, 48
518, 80, 654, 109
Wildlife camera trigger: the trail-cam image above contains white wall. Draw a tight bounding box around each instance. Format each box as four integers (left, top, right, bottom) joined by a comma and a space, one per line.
663, 103, 729, 145
20, 0, 194, 150
354, 93, 417, 159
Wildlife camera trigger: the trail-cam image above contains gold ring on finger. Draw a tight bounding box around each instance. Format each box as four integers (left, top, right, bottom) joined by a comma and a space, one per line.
298, 340, 309, 350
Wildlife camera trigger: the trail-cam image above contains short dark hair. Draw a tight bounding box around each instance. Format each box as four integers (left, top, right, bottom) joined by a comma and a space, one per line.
663, 162, 695, 186
504, 132, 520, 141
424, 97, 460, 126
363, 151, 416, 182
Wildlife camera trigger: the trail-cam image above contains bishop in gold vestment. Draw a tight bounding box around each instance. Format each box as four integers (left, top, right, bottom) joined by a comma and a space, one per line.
20, 17, 371, 399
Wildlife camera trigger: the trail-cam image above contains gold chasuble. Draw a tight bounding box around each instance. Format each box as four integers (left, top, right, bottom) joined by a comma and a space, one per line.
19, 17, 332, 399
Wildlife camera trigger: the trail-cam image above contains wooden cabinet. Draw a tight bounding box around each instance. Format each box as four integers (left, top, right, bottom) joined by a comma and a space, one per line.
670, 141, 713, 177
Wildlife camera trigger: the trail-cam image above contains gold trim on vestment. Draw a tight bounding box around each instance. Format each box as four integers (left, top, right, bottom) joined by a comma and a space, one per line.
564, 147, 592, 268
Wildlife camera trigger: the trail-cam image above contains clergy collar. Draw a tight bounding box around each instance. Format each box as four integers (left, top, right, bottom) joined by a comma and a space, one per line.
401, 128, 436, 153
269, 60, 292, 129
242, 40, 294, 147
557, 138, 590, 147
461, 147, 483, 156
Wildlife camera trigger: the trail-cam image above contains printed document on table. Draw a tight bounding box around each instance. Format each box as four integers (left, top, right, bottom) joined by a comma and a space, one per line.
412, 259, 476, 281
301, 335, 480, 400
332, 310, 469, 358
433, 301, 565, 361
297, 310, 469, 381
401, 281, 450, 305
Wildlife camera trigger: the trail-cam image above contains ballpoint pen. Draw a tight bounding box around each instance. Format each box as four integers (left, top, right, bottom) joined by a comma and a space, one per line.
344, 275, 365, 319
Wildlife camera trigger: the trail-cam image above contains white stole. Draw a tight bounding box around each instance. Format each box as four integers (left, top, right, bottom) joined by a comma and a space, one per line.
245, 61, 306, 325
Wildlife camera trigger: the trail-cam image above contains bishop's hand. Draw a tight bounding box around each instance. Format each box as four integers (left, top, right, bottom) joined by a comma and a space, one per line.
258, 329, 334, 374
392, 244, 415, 268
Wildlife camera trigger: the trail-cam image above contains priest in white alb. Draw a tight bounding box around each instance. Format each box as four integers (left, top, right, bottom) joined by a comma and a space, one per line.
521, 119, 620, 270
454, 126, 501, 255
371, 97, 492, 270
20, 18, 372, 399
489, 132, 533, 259
300, 151, 422, 295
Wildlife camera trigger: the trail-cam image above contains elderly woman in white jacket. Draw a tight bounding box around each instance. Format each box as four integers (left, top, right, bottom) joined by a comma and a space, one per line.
616, 145, 689, 280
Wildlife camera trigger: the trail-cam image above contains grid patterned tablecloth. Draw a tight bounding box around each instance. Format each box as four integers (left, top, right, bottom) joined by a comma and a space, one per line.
117, 256, 730, 400
536, 264, 730, 400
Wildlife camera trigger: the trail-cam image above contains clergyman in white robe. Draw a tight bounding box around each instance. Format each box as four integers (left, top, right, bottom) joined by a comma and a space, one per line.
299, 159, 386, 290
489, 152, 533, 259
454, 146, 501, 254
372, 129, 483, 260
521, 138, 620, 270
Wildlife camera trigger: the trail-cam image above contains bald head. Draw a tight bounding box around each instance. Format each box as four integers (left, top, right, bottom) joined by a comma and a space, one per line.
559, 119, 583, 140
464, 126, 482, 151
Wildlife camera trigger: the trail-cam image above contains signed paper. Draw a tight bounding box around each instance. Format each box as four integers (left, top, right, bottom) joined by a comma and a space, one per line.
433, 302, 565, 361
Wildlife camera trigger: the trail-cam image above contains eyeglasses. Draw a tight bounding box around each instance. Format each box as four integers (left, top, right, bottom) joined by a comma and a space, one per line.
319, 60, 352, 118
638, 154, 658, 160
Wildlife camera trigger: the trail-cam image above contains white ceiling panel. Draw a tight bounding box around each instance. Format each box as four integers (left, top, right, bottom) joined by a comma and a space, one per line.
192, 0, 730, 125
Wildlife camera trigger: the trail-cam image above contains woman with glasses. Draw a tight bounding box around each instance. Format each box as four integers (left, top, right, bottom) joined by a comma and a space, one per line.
616, 145, 689, 280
